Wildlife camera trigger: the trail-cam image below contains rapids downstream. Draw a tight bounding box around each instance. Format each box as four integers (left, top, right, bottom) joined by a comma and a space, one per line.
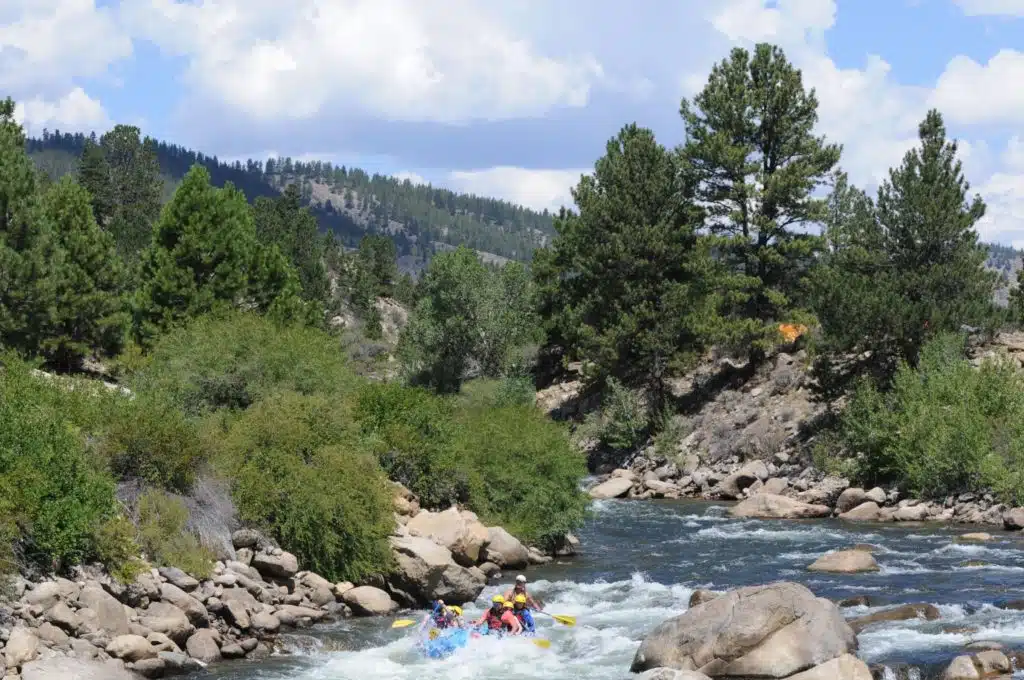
192, 499, 1024, 679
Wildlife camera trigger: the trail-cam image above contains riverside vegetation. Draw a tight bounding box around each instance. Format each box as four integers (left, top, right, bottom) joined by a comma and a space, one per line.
1, 39, 1024, 678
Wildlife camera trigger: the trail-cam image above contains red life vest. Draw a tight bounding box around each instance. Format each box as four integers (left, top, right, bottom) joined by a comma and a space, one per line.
484, 608, 504, 631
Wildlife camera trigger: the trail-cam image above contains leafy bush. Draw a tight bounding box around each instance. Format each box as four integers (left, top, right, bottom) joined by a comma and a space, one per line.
135, 490, 215, 579
0, 355, 120, 570
129, 310, 358, 416
842, 333, 1024, 502
98, 393, 205, 493
451, 403, 588, 548
93, 515, 146, 584
211, 391, 394, 582
355, 382, 468, 509
578, 378, 650, 453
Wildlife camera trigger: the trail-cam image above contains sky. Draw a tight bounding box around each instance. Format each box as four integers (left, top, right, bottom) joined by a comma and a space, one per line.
4, 0, 1024, 245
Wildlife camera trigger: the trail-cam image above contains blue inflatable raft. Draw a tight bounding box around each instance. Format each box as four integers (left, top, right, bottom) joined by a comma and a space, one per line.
419, 627, 472, 659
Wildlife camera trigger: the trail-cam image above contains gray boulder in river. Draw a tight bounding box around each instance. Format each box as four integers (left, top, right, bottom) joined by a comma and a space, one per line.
630, 581, 865, 678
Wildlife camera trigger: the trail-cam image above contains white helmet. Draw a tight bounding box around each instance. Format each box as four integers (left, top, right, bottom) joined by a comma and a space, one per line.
515, 574, 527, 583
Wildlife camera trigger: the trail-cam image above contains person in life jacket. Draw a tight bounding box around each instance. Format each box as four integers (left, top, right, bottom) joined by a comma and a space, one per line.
473, 595, 521, 634
501, 600, 525, 635
503, 575, 543, 610
511, 594, 536, 634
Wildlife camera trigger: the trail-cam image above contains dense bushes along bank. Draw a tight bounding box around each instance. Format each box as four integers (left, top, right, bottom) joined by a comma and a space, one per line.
0, 310, 588, 585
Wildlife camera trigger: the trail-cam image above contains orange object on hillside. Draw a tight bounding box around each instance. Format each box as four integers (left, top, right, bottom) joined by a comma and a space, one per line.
778, 323, 808, 343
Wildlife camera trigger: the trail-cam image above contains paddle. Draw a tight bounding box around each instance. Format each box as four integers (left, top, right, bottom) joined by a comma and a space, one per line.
536, 611, 576, 627
531, 638, 551, 649
391, 619, 418, 629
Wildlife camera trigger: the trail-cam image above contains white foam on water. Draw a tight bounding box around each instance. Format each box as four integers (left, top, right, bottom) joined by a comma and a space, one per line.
934, 543, 1024, 559
692, 524, 851, 543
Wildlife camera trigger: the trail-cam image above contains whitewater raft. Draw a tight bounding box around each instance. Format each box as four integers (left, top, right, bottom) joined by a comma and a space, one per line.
417, 627, 541, 659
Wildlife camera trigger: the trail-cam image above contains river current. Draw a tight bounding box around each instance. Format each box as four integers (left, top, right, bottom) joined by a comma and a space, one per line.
192, 499, 1024, 679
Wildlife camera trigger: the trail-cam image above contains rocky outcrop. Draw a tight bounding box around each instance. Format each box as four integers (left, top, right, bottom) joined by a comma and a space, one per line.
807, 549, 879, 574
630, 582, 857, 677
388, 535, 487, 605
405, 507, 490, 566
729, 494, 831, 520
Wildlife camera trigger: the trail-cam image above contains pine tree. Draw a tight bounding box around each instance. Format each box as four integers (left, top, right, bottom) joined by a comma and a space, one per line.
0, 98, 61, 356
41, 175, 128, 369
253, 183, 329, 305
358, 234, 397, 297
812, 111, 996, 391
133, 165, 307, 342
96, 125, 163, 259
680, 44, 841, 358
534, 124, 722, 397
77, 139, 114, 226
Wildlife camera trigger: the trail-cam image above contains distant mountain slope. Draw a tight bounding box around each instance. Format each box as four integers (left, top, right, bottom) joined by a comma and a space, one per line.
25, 130, 556, 267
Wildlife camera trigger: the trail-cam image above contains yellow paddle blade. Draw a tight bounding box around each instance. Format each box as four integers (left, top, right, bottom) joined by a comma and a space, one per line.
391, 619, 417, 628
428, 628, 440, 640
551, 614, 576, 627
531, 638, 551, 649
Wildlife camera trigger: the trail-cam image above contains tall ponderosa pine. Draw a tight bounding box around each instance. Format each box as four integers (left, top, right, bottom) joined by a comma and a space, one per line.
534, 124, 721, 397
0, 98, 61, 355
680, 44, 841, 356
812, 110, 996, 391
78, 125, 163, 259
42, 176, 128, 369
253, 183, 329, 305
133, 165, 307, 342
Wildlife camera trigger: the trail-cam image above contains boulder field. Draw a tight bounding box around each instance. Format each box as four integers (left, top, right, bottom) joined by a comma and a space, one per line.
0, 483, 574, 678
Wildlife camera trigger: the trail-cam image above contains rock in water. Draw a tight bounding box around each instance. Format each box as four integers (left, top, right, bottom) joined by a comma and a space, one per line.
728, 494, 831, 519
630, 582, 856, 676
807, 550, 880, 574
22, 658, 138, 680
589, 476, 634, 499
786, 654, 873, 679
388, 535, 486, 605
342, 586, 397, 616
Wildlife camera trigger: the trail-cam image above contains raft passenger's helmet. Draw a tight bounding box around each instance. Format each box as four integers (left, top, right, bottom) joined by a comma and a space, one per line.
503, 600, 514, 608
514, 594, 527, 604
515, 575, 527, 583
492, 595, 505, 604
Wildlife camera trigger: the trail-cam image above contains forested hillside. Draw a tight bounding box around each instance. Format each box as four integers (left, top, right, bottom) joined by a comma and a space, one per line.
26, 130, 556, 266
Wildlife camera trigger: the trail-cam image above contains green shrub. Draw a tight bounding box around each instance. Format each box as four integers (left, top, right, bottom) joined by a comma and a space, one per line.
0, 354, 120, 570
578, 378, 650, 453
452, 402, 588, 548
842, 333, 1024, 502
93, 515, 146, 584
355, 382, 468, 509
136, 490, 215, 579
98, 393, 205, 493
128, 310, 358, 416
212, 391, 393, 582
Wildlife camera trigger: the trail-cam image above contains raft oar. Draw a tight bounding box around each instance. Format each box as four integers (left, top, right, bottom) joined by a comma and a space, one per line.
531, 638, 552, 649
391, 619, 418, 628
537, 611, 576, 627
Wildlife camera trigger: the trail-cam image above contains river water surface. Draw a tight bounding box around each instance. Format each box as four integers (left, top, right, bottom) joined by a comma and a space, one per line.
193, 499, 1024, 679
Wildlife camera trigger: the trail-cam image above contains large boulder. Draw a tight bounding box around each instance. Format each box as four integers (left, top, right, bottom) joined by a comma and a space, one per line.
139, 601, 194, 646
728, 494, 831, 520
1003, 507, 1024, 530
342, 586, 398, 616
835, 488, 869, 514
251, 550, 299, 579
787, 654, 872, 680
807, 550, 879, 574
22, 658, 138, 680
405, 507, 490, 566
715, 461, 769, 500
185, 629, 221, 664
158, 583, 209, 627
589, 476, 634, 499
630, 582, 856, 677
5, 626, 39, 668
839, 502, 881, 522
77, 585, 130, 636
388, 535, 487, 605
482, 527, 529, 568
298, 572, 337, 607
848, 604, 940, 634
106, 634, 157, 662
157, 567, 199, 592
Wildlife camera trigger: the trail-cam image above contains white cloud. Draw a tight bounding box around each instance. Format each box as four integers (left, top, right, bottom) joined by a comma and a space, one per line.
974, 172, 1024, 243
13, 88, 110, 135
447, 167, 590, 213
953, 0, 1024, 16
0, 0, 131, 96
1004, 136, 1024, 171
931, 50, 1024, 125
121, 0, 604, 124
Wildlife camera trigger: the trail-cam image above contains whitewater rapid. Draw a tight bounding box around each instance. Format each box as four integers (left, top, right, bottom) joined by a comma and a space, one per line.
197, 500, 1024, 679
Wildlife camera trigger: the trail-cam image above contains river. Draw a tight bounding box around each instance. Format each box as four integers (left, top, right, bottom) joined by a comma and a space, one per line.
191, 499, 1024, 679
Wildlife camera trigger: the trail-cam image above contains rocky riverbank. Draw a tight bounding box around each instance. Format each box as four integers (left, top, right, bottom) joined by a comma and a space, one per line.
0, 483, 572, 679
632, 581, 1024, 680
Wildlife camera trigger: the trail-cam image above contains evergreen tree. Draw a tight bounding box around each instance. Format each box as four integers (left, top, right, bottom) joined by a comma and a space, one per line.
95, 125, 163, 259
534, 124, 721, 397
253, 183, 329, 305
41, 176, 128, 369
812, 111, 996, 391
357, 234, 397, 297
0, 98, 60, 356
680, 44, 841, 357
77, 139, 114, 226
133, 165, 307, 342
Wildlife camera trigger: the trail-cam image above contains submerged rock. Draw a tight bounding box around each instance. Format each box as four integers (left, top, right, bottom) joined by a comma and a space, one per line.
728, 494, 831, 520
807, 549, 879, 574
